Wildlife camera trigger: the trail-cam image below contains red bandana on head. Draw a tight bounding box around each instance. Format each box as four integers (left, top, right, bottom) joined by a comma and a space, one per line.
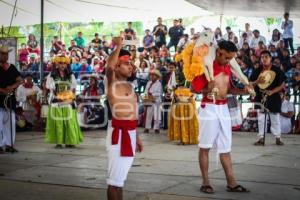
191, 60, 231, 93
118, 55, 130, 63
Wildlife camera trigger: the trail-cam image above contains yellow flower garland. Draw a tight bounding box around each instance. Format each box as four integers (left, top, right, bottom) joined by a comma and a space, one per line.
182, 42, 209, 82
175, 87, 193, 97
53, 55, 71, 64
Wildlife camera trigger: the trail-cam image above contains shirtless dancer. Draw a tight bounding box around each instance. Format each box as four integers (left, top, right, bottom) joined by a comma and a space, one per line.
194, 40, 251, 193
106, 37, 143, 200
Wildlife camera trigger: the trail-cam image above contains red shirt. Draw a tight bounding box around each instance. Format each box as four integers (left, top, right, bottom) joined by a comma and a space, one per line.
191, 60, 231, 93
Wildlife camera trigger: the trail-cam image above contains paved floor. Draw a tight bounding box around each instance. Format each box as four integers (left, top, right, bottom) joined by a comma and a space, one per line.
0, 129, 300, 200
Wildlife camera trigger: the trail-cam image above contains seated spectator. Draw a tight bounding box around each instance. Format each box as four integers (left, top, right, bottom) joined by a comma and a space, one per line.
239, 33, 251, 50
280, 49, 291, 72
241, 42, 251, 58
269, 44, 278, 58
162, 62, 177, 129
154, 59, 167, 77
80, 75, 105, 126
177, 34, 189, 51
255, 41, 267, 57
91, 33, 102, 49
159, 45, 170, 62
16, 74, 41, 125
250, 30, 266, 48
223, 26, 235, 41
82, 75, 104, 98
280, 93, 295, 134
51, 36, 63, 54
277, 40, 289, 60
241, 108, 258, 132
71, 57, 81, 78
78, 57, 93, 79
269, 29, 282, 47
233, 36, 240, 49
15, 107, 33, 132
18, 43, 29, 66
136, 60, 150, 94
290, 56, 297, 69
214, 27, 223, 44
27, 34, 40, 55
39, 78, 49, 125
68, 40, 81, 51
27, 53, 40, 82
92, 56, 106, 75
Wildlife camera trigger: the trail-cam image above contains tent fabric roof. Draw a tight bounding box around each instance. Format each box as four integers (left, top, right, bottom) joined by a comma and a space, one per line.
0, 0, 211, 26
187, 0, 300, 18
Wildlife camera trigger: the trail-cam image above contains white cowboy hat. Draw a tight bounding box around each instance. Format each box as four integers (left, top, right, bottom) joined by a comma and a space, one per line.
0, 45, 12, 53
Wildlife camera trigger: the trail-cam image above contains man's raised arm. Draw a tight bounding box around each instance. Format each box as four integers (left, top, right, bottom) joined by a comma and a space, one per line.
106, 37, 123, 86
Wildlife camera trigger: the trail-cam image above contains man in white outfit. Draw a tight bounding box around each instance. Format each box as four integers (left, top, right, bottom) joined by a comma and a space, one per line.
280, 93, 295, 134
144, 69, 162, 134
0, 46, 23, 153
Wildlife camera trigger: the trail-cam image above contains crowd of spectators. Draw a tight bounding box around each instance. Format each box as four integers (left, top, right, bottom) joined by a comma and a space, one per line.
14, 14, 300, 133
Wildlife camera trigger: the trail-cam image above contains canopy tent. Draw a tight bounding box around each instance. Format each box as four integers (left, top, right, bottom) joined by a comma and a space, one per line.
0, 0, 211, 26
187, 0, 300, 18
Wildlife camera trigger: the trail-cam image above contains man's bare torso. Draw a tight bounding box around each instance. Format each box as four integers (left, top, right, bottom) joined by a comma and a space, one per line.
203, 72, 230, 100
107, 81, 138, 120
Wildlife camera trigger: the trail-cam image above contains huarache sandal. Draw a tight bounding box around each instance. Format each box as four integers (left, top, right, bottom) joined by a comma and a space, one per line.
226, 185, 250, 193
276, 138, 284, 146
254, 139, 264, 146
200, 185, 214, 194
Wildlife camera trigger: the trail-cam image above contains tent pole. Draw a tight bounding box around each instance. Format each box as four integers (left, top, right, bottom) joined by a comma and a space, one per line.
40, 0, 44, 84
219, 14, 223, 30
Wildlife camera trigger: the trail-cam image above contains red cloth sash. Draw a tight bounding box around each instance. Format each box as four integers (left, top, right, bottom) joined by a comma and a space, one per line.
111, 118, 137, 157
201, 96, 228, 105
191, 60, 231, 93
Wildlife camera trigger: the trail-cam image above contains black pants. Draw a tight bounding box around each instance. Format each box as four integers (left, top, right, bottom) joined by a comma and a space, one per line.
167, 39, 179, 51
162, 98, 172, 129
284, 38, 294, 55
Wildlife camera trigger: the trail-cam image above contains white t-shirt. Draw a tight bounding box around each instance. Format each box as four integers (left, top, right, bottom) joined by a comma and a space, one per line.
250, 35, 266, 48
280, 100, 295, 134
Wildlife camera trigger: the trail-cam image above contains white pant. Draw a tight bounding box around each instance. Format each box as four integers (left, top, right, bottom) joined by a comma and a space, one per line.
145, 103, 161, 130
257, 110, 281, 138
198, 103, 232, 153
106, 124, 136, 187
0, 108, 16, 148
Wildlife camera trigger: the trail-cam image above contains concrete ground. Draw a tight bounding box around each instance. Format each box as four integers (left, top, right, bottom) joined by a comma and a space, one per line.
0, 129, 300, 200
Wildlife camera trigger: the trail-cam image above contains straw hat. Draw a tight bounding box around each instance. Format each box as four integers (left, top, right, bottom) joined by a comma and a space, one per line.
257, 70, 276, 89
0, 45, 12, 53
150, 69, 162, 78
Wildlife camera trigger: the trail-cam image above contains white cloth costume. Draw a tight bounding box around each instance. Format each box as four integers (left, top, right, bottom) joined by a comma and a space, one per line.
257, 110, 281, 139
106, 120, 137, 187
198, 99, 232, 153
144, 80, 162, 130
0, 108, 16, 148
280, 100, 295, 134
